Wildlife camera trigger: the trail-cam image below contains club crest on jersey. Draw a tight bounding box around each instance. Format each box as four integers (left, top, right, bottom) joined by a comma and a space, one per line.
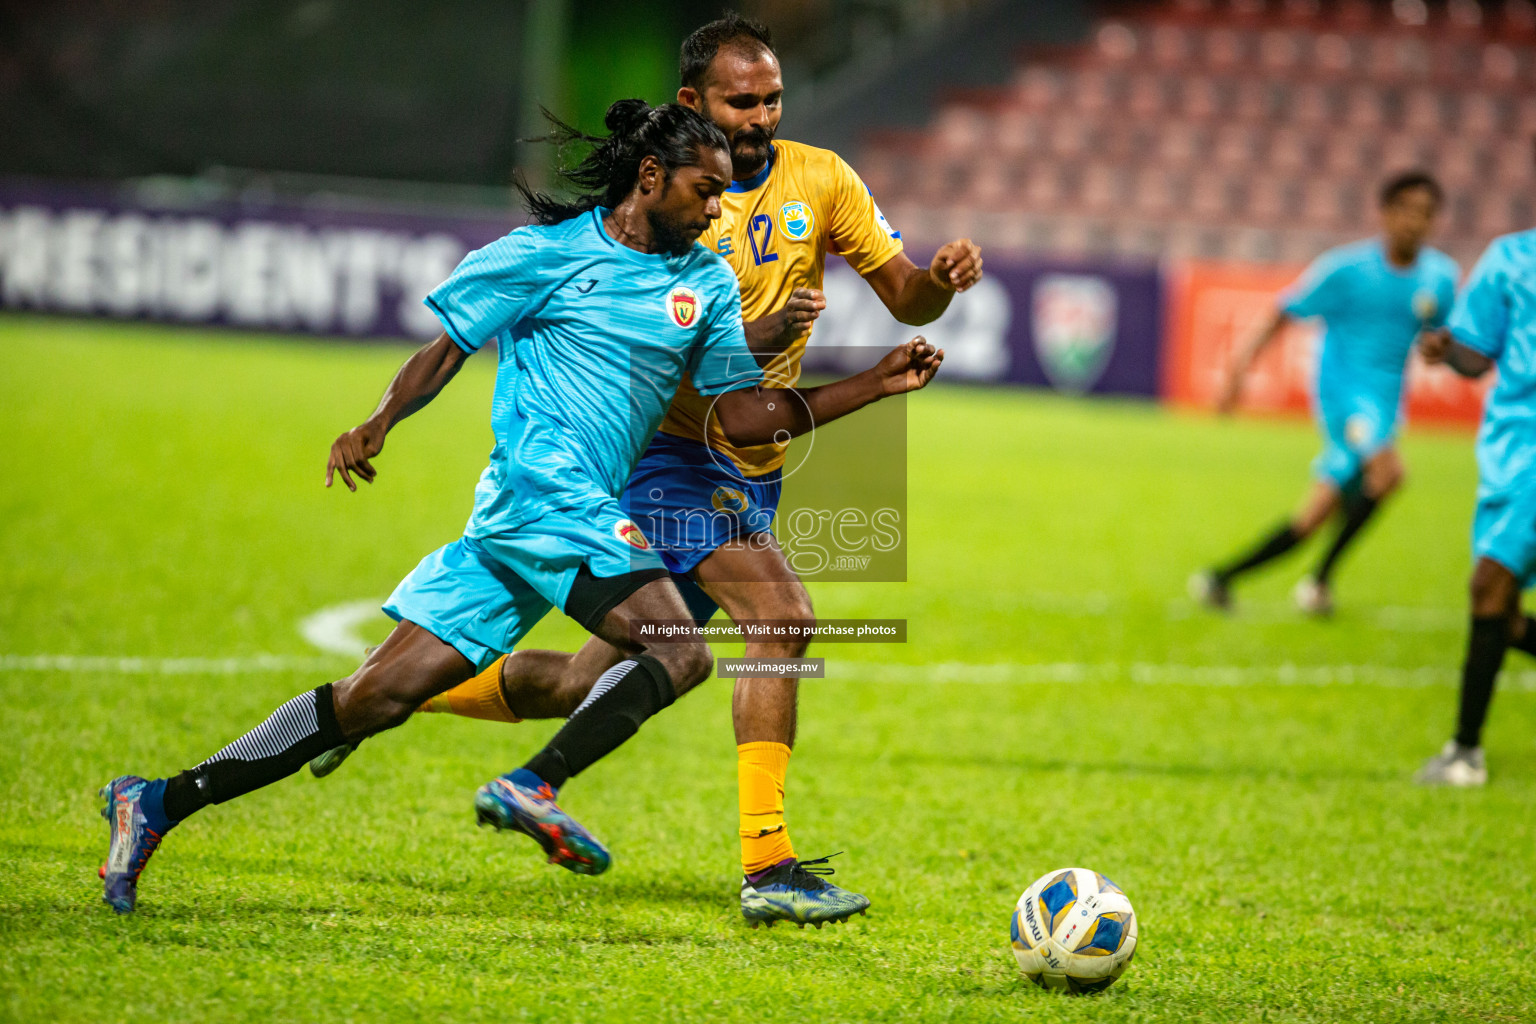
1031, 273, 1117, 395
1412, 290, 1438, 323
778, 200, 814, 241
667, 287, 700, 328
614, 519, 651, 550
710, 486, 750, 514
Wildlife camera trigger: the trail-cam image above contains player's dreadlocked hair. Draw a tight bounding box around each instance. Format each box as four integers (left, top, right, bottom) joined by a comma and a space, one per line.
680, 12, 775, 89
515, 99, 728, 226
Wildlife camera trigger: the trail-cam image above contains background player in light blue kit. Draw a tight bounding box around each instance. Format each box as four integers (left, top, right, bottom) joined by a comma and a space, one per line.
1416, 228, 1536, 788
95, 99, 945, 913
1192, 172, 1459, 616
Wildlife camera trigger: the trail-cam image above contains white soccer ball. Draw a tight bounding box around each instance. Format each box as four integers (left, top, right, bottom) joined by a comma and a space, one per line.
1011, 866, 1138, 994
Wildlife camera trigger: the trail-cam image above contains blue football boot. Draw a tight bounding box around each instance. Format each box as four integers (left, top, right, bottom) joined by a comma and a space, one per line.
98, 776, 168, 914
474, 773, 611, 876
740, 852, 871, 928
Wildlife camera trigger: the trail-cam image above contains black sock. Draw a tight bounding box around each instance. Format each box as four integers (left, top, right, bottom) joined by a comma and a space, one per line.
162, 684, 346, 821
1215, 521, 1302, 584
1454, 616, 1509, 749
523, 655, 676, 789
1509, 616, 1536, 657
1313, 493, 1380, 585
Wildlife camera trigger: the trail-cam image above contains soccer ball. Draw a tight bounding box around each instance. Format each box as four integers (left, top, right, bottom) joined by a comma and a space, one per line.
1010, 867, 1137, 994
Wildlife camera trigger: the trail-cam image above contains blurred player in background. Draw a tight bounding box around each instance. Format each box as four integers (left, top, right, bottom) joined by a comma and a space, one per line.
97, 99, 945, 914
1191, 172, 1458, 616
1416, 227, 1536, 787
310, 14, 982, 928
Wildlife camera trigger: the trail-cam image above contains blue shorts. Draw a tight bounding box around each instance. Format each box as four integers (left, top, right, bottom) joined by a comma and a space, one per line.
621, 433, 782, 577
1473, 485, 1536, 588
383, 498, 666, 671
1312, 389, 1398, 489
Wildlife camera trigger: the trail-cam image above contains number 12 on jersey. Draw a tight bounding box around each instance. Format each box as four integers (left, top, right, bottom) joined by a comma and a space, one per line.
747, 214, 779, 266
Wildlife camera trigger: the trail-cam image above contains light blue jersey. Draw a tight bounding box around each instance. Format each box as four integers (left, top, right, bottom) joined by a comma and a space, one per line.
382, 208, 764, 669
425, 207, 762, 535
1280, 238, 1459, 486
1450, 229, 1536, 498
1450, 229, 1536, 584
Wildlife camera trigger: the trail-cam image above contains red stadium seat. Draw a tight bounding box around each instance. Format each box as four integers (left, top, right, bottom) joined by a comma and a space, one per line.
1491, 140, 1535, 187
856, 0, 1536, 262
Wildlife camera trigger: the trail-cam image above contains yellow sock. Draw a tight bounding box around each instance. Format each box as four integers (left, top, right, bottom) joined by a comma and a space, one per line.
418, 655, 520, 722
738, 741, 795, 874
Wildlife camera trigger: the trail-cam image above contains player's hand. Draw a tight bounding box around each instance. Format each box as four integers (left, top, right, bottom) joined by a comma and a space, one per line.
747, 288, 826, 350
877, 337, 945, 396
1418, 326, 1452, 365
326, 417, 387, 492
929, 238, 983, 293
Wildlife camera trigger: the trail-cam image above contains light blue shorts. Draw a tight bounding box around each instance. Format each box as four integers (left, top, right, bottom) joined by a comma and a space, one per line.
1313, 389, 1398, 489
1473, 485, 1536, 588
383, 498, 667, 671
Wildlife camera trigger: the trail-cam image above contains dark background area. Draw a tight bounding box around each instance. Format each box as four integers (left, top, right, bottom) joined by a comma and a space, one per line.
0, 0, 1033, 189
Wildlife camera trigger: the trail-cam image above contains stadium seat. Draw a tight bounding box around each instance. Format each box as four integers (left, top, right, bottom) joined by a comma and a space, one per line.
858, 0, 1535, 262
1311, 31, 1358, 76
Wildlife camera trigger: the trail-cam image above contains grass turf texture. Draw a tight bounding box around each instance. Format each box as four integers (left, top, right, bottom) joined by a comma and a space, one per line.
2, 315, 1533, 1024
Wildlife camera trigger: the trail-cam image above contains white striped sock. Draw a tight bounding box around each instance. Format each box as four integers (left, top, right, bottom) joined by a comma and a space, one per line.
568, 659, 639, 719
200, 691, 319, 766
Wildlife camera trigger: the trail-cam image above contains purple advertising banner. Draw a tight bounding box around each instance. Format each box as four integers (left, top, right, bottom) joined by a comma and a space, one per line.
0, 178, 1164, 398
805, 255, 1164, 397
0, 177, 516, 340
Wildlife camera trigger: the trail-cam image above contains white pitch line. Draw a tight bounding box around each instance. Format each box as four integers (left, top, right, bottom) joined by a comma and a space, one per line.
298, 598, 389, 657
3, 653, 1532, 692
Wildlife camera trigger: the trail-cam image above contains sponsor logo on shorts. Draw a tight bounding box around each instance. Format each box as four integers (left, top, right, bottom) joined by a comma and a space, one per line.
778, 200, 814, 240
667, 287, 700, 328
614, 519, 651, 550
711, 486, 750, 513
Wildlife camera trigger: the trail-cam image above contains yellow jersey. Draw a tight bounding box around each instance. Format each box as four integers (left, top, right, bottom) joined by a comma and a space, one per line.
657, 139, 904, 476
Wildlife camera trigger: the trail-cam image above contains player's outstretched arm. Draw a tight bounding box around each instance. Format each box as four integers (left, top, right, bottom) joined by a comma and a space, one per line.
713, 337, 943, 447
862, 239, 983, 327
1217, 308, 1291, 415
326, 332, 471, 491
1418, 327, 1493, 379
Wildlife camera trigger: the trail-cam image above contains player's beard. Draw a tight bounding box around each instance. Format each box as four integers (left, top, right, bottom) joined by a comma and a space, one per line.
646, 201, 702, 258
729, 124, 774, 180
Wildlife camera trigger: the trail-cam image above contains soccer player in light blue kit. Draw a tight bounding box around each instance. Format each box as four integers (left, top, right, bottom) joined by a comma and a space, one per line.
1192, 172, 1459, 615
1416, 227, 1536, 787
94, 100, 945, 913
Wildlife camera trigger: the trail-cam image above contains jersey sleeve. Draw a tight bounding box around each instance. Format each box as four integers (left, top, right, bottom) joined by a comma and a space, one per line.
1278, 250, 1346, 320
825, 154, 905, 277
1428, 260, 1460, 329
689, 268, 762, 396
1448, 239, 1512, 360
424, 228, 545, 353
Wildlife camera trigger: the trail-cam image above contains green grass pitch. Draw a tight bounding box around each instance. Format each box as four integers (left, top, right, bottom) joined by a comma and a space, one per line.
2, 315, 1533, 1023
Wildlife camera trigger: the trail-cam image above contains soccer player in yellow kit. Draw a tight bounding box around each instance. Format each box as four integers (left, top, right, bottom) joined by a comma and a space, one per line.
312, 14, 982, 927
